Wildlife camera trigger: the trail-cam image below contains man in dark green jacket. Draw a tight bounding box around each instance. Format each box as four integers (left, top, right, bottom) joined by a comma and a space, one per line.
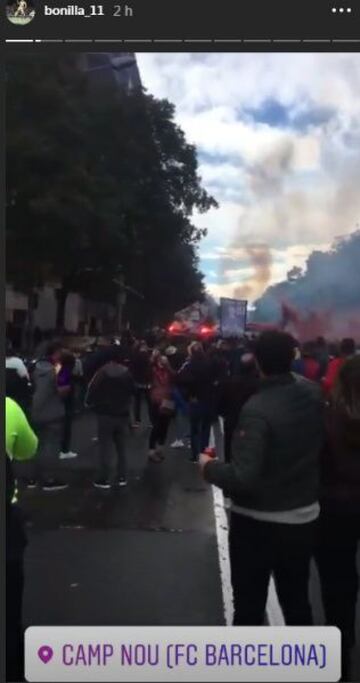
200, 331, 324, 626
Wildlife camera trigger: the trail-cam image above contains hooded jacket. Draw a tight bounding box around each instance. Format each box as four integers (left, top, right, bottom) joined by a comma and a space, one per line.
31, 360, 65, 425
85, 362, 134, 417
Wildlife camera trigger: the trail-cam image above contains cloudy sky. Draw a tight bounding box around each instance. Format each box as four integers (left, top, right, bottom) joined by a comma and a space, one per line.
137, 53, 360, 302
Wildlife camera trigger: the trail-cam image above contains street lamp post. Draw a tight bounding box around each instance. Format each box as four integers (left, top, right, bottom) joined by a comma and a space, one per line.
113, 273, 144, 333
114, 274, 126, 333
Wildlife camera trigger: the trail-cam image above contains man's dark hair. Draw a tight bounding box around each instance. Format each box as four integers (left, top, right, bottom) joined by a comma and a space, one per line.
107, 345, 126, 364
340, 337, 355, 357
43, 341, 63, 360
254, 331, 296, 376
316, 336, 327, 348
302, 340, 316, 358
60, 349, 76, 370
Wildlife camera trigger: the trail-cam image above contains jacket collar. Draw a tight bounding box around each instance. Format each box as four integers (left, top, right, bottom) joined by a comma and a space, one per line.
259, 373, 295, 391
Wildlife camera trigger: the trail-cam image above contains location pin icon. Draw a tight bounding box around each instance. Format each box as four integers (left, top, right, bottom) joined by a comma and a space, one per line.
38, 646, 54, 664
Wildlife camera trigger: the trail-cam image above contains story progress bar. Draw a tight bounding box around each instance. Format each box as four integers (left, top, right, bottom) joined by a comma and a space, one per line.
5, 38, 360, 44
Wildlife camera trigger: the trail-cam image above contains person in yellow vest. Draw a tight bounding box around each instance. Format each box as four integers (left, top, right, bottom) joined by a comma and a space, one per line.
6, 397, 38, 681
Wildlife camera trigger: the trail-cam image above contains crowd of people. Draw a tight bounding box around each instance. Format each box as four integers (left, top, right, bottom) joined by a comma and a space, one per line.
5, 329, 360, 680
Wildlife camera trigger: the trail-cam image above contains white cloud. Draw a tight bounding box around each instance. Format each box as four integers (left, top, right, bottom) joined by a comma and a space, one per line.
199, 161, 243, 187
194, 202, 245, 246
178, 109, 321, 175
138, 53, 360, 118
137, 53, 360, 296
201, 251, 223, 260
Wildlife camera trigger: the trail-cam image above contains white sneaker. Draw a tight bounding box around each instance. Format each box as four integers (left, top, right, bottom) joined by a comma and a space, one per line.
59, 451, 78, 460
171, 439, 185, 448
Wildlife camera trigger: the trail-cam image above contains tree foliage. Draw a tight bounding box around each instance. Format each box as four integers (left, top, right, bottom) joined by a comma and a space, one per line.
6, 54, 217, 329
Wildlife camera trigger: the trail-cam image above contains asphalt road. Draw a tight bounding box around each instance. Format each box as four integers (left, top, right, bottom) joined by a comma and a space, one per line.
17, 410, 360, 680
20, 412, 224, 627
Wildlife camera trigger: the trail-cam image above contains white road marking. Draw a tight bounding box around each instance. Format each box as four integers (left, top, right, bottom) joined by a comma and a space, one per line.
267, 577, 285, 625
211, 486, 234, 625
209, 424, 234, 625
210, 418, 285, 626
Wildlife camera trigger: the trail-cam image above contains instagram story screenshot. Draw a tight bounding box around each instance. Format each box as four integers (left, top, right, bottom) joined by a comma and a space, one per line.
3, 1, 360, 682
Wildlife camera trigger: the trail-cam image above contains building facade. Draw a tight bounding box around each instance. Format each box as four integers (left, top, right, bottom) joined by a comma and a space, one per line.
78, 52, 141, 91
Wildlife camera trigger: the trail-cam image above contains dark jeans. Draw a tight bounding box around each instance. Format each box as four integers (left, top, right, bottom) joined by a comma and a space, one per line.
149, 403, 171, 450
97, 415, 128, 481
134, 386, 151, 424
61, 395, 74, 452
315, 510, 359, 650
230, 512, 316, 625
31, 421, 62, 483
189, 401, 213, 460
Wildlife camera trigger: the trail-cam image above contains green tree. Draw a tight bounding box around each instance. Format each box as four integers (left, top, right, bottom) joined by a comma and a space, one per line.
6, 54, 217, 336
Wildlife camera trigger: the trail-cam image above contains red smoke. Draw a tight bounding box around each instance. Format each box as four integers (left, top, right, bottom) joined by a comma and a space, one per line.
280, 301, 360, 341
234, 244, 272, 301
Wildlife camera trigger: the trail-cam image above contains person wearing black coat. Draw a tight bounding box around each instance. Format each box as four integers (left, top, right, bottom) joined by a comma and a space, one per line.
218, 353, 259, 463
177, 343, 218, 462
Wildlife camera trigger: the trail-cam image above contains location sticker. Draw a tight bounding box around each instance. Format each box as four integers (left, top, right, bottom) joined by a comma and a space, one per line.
37, 646, 54, 664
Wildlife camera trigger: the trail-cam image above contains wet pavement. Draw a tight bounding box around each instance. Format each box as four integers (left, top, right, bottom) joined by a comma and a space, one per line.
18, 411, 359, 679
20, 413, 224, 627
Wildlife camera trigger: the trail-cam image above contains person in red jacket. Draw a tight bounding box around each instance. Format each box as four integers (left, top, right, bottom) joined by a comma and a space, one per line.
148, 351, 174, 462
322, 338, 355, 396
316, 355, 360, 681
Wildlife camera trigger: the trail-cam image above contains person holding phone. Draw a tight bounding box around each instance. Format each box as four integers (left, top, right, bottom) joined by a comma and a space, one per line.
200, 332, 324, 628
